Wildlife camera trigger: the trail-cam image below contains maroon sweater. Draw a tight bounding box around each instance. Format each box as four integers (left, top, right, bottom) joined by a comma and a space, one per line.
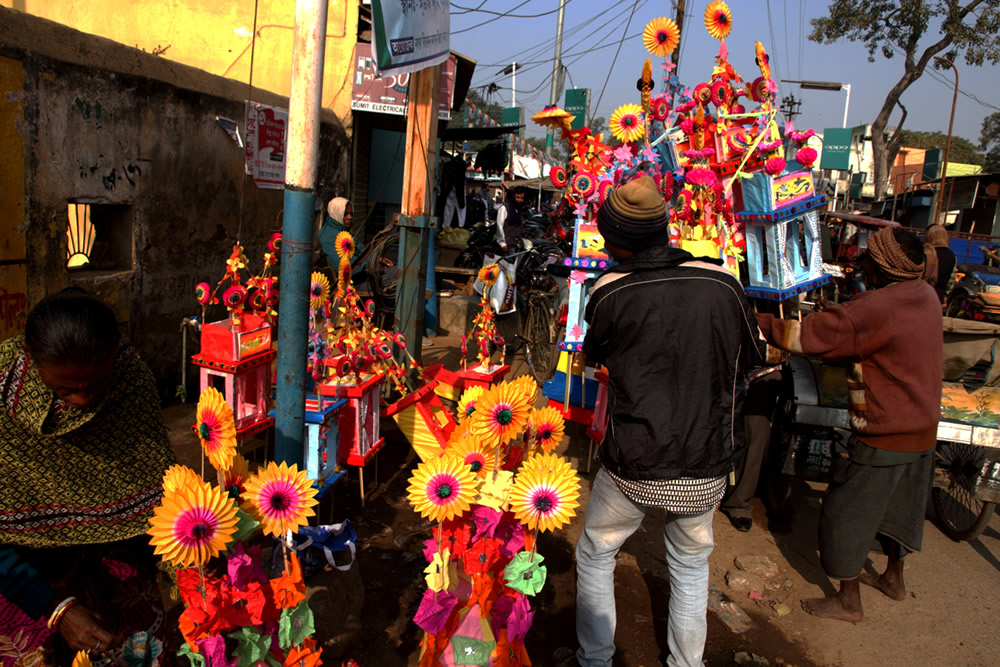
757, 279, 942, 452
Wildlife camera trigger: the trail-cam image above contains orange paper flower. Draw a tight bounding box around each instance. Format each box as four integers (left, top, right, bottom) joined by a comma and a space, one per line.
162, 464, 204, 495
610, 104, 645, 143
705, 0, 733, 40
509, 455, 581, 532
529, 406, 566, 453
407, 456, 479, 523
478, 264, 501, 287
242, 461, 319, 537
643, 17, 680, 57
147, 482, 239, 567
469, 382, 531, 448
196, 387, 237, 472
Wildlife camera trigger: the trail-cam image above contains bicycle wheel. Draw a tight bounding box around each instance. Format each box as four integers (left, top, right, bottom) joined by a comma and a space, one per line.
523, 295, 559, 385
932, 442, 997, 541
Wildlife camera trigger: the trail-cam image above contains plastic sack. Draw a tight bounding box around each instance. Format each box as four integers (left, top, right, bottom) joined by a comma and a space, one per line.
437, 227, 471, 250
272, 520, 357, 579
473, 252, 518, 315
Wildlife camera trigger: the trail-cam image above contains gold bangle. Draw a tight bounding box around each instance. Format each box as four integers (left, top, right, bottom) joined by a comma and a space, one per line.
46, 596, 77, 631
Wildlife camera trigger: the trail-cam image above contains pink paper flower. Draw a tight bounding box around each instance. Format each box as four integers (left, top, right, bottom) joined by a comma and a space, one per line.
796, 146, 818, 169
764, 157, 786, 176
685, 168, 717, 188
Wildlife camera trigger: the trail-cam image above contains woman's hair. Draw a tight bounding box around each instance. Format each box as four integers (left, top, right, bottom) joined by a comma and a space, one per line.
503, 189, 523, 227
23, 288, 120, 367
925, 224, 950, 247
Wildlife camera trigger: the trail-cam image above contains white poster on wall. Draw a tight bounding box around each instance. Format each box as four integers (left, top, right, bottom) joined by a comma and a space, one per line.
370, 0, 450, 77
244, 101, 288, 190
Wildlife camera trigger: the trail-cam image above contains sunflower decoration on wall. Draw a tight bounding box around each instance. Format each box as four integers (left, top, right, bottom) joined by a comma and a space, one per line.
509, 455, 581, 533
704, 0, 733, 41
642, 16, 680, 57
609, 103, 646, 144
147, 481, 240, 567
309, 271, 331, 311
242, 461, 319, 537
528, 406, 566, 454
407, 456, 479, 523
470, 381, 531, 449
196, 387, 237, 472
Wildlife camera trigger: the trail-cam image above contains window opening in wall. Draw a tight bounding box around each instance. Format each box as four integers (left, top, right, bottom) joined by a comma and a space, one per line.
66, 203, 134, 271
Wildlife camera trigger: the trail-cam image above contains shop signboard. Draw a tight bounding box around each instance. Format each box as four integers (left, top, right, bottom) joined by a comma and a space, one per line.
820, 128, 852, 171
370, 0, 450, 76
351, 45, 456, 120
564, 88, 589, 130
244, 102, 287, 189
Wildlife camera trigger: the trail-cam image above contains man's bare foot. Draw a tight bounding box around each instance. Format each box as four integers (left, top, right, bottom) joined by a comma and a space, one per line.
859, 572, 906, 601
801, 595, 863, 623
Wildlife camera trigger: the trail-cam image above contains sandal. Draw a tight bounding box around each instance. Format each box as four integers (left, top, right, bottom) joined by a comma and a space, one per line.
552, 646, 581, 667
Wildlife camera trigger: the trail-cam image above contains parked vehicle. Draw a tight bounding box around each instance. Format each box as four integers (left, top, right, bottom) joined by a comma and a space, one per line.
946, 257, 1000, 323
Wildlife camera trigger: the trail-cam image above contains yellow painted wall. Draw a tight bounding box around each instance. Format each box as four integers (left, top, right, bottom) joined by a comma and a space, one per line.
1, 0, 357, 126
0, 55, 28, 339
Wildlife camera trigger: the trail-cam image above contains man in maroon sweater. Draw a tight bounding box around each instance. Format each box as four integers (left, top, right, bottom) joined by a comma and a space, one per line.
757, 226, 942, 622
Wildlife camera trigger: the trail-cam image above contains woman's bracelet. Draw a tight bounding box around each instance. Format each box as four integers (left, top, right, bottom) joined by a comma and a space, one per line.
46, 596, 78, 631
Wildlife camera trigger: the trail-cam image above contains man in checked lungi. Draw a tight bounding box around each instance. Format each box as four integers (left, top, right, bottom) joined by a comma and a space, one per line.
756, 225, 943, 623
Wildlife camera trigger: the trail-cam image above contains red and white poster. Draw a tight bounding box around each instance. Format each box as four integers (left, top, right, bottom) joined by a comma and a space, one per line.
245, 101, 288, 189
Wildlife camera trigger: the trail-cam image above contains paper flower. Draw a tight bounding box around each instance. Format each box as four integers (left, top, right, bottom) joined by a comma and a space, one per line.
196, 387, 237, 472
309, 272, 330, 310
764, 156, 787, 176
642, 17, 680, 57
163, 464, 204, 495
241, 461, 319, 537
424, 547, 457, 592
146, 481, 239, 567
693, 82, 712, 105
278, 600, 316, 650
222, 284, 247, 308
268, 232, 283, 253
749, 76, 774, 102
283, 637, 322, 666
475, 470, 514, 511
649, 95, 671, 121
704, 0, 733, 40
510, 374, 538, 406
598, 180, 615, 204
571, 172, 596, 198
686, 168, 718, 189
509, 455, 580, 532
549, 165, 568, 189
407, 456, 478, 523
334, 230, 355, 261
470, 382, 531, 448
247, 287, 267, 312
530, 105, 575, 130
528, 407, 566, 453
72, 652, 92, 667
218, 454, 250, 498
610, 103, 645, 144
711, 80, 731, 108
414, 588, 458, 635
458, 386, 486, 423
194, 282, 213, 305
448, 433, 500, 477
796, 146, 818, 169
478, 264, 500, 287
503, 551, 547, 596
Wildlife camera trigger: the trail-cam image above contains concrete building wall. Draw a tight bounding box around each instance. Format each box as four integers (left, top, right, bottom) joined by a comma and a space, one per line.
0, 0, 358, 129
0, 8, 351, 399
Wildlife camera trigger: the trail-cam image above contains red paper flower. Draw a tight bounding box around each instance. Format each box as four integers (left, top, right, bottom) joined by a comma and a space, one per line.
550, 165, 568, 189
796, 146, 818, 169
222, 284, 247, 308
194, 282, 213, 305
571, 172, 597, 198
267, 232, 282, 253
764, 157, 787, 176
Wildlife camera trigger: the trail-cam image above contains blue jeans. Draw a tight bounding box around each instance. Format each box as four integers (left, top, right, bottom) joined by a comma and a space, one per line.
576, 469, 715, 667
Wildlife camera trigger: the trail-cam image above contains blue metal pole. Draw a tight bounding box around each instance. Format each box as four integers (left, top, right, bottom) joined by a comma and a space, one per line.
424, 221, 439, 336
274, 0, 327, 466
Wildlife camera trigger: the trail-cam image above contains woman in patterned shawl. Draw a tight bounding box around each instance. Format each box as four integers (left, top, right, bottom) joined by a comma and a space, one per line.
0, 289, 176, 666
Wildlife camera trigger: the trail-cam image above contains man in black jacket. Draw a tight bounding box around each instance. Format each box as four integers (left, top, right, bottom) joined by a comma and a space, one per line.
572, 176, 763, 667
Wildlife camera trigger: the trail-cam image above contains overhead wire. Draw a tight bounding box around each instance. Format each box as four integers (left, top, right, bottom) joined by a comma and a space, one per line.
450, 0, 577, 20
765, 0, 785, 102
592, 0, 641, 116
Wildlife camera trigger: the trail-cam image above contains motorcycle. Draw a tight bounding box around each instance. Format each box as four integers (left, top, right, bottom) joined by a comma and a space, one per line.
946, 257, 1000, 323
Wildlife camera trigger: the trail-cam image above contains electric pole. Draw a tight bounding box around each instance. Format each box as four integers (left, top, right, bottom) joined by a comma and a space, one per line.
671, 0, 686, 80
545, 0, 567, 156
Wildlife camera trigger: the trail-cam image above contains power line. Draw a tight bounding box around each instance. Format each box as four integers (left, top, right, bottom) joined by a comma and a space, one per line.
450, 1, 488, 16
450, 0, 577, 20
765, 0, 785, 101
593, 0, 640, 117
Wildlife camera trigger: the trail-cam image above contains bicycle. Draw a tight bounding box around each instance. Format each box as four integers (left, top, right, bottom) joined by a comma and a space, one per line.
510, 242, 566, 385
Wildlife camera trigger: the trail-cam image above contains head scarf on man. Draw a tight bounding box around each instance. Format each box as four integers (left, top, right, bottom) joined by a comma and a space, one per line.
327, 197, 350, 225
866, 226, 925, 282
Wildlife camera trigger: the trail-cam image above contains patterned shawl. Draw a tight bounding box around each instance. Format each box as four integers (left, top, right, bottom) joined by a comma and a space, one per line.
0, 337, 176, 548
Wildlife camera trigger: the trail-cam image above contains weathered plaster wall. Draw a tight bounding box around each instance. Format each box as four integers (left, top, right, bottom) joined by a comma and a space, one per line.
0, 0, 358, 130
0, 8, 351, 399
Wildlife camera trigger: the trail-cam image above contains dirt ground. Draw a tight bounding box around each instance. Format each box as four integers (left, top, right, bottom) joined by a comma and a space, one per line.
164, 332, 1000, 666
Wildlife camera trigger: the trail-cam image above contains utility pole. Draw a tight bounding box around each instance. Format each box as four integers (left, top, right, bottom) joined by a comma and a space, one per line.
671, 0, 686, 79
545, 0, 567, 156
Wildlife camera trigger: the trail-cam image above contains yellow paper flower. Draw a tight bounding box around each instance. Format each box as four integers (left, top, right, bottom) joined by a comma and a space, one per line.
424, 547, 457, 592
477, 470, 514, 511
609, 103, 645, 144
457, 385, 486, 422
334, 230, 355, 261
196, 387, 237, 472
309, 271, 330, 311
528, 406, 566, 453
509, 458, 581, 533
72, 651, 93, 667
162, 464, 205, 495
511, 374, 538, 407
470, 382, 531, 448
447, 431, 501, 478
478, 264, 501, 287
218, 453, 251, 497
242, 461, 319, 537
407, 456, 479, 523
147, 481, 239, 567
705, 0, 733, 40
643, 17, 680, 57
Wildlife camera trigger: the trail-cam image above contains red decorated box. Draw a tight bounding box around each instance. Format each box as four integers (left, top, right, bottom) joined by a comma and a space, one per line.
200, 313, 271, 362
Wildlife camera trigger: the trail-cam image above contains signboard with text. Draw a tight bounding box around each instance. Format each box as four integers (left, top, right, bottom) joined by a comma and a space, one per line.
370, 0, 450, 76
820, 128, 852, 171
351, 44, 456, 120
244, 102, 287, 189
565, 88, 589, 130
501, 106, 524, 138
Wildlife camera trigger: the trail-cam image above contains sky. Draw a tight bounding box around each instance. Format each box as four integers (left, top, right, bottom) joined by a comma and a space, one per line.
447, 0, 1000, 146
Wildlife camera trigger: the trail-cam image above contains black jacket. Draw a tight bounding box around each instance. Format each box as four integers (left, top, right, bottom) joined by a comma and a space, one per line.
583, 246, 764, 481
